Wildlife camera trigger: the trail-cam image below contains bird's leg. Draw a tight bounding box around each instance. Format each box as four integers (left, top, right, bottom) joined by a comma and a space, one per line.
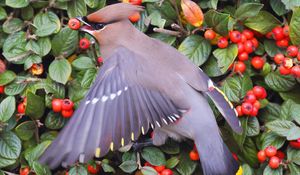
132, 139, 154, 152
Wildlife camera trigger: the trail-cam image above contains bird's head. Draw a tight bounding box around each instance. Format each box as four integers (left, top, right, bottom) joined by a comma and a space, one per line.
76, 3, 144, 42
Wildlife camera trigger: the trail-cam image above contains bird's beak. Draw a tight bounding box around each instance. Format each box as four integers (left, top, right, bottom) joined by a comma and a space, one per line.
76, 17, 94, 36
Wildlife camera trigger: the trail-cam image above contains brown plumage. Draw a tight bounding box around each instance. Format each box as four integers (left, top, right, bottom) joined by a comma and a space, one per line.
39, 3, 242, 175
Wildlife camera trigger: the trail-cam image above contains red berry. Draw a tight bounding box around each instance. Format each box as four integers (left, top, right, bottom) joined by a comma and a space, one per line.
242, 30, 254, 40
253, 100, 261, 109
61, 109, 74, 118
18, 103, 26, 114
52, 99, 63, 113
265, 146, 277, 157
129, 0, 142, 5
272, 26, 285, 40
241, 34, 247, 43
232, 152, 238, 161
283, 25, 289, 37
97, 57, 103, 64
161, 169, 173, 175
79, 38, 90, 50
244, 93, 257, 103
287, 45, 299, 57
297, 52, 300, 61
217, 37, 228, 48
0, 86, 4, 94
279, 65, 291, 75
68, 18, 81, 30
204, 30, 216, 40
234, 61, 246, 73
20, 167, 30, 175
189, 150, 200, 161
257, 150, 267, 163
276, 151, 285, 160
237, 42, 245, 54
144, 162, 154, 167
235, 105, 243, 117
253, 86, 266, 99
129, 12, 141, 23
266, 32, 273, 39
250, 106, 259, 116
238, 52, 249, 61
269, 156, 280, 169
229, 31, 242, 43
289, 140, 300, 149
154, 165, 166, 173
241, 102, 253, 115
62, 99, 74, 111
291, 65, 300, 78
274, 53, 285, 65
276, 39, 289, 48
251, 38, 259, 48
251, 56, 265, 70
87, 164, 100, 174
244, 40, 254, 53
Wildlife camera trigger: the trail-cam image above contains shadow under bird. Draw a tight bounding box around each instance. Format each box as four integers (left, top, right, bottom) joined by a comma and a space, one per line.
39, 3, 243, 175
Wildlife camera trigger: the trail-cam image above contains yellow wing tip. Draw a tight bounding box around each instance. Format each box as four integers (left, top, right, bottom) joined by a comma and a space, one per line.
95, 148, 101, 158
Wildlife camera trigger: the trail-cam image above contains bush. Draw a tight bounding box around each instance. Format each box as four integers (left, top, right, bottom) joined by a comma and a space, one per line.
0, 0, 300, 175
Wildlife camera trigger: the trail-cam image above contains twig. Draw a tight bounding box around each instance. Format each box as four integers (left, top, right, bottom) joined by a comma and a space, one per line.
153, 27, 181, 37
137, 152, 142, 169
170, 0, 183, 29
171, 23, 188, 35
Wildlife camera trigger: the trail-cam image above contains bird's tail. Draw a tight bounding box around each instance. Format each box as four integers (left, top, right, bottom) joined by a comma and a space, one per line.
194, 133, 239, 175
205, 86, 242, 134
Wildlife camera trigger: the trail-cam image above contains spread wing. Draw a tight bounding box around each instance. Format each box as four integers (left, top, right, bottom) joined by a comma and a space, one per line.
39, 47, 185, 169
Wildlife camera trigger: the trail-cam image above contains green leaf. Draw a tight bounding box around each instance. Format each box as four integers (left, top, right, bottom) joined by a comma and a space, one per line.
265, 120, 295, 137
0, 156, 16, 168
205, 10, 230, 36
160, 140, 180, 155
21, 5, 34, 20
176, 151, 197, 175
67, 0, 87, 18
45, 111, 66, 130
5, 0, 29, 8
287, 126, 300, 141
0, 96, 15, 122
0, 131, 21, 159
24, 55, 42, 70
178, 35, 211, 66
265, 71, 296, 92
33, 11, 60, 37
234, 3, 264, 20
233, 117, 248, 148
72, 56, 95, 70
213, 44, 238, 73
264, 40, 285, 57
288, 146, 300, 165
241, 138, 259, 166
141, 166, 157, 175
202, 56, 224, 77
222, 74, 252, 102
150, 33, 176, 46
261, 132, 286, 150
101, 162, 116, 173
51, 27, 78, 58
37, 37, 51, 56
259, 103, 281, 122
32, 161, 52, 175
280, 99, 300, 121
281, 0, 300, 10
244, 11, 281, 34
2, 31, 28, 62
288, 163, 300, 175
122, 151, 136, 162
69, 165, 88, 175
25, 91, 45, 119
119, 161, 138, 173
15, 121, 36, 141
49, 59, 72, 84
246, 117, 260, 136
0, 70, 16, 86
141, 147, 166, 166
166, 157, 180, 169
270, 0, 289, 16
25, 141, 51, 166
85, 0, 99, 8
0, 7, 7, 20
199, 0, 218, 9
241, 164, 254, 175
148, 11, 166, 28
81, 68, 97, 88
280, 87, 300, 104
263, 166, 283, 175
2, 18, 23, 34
290, 7, 300, 46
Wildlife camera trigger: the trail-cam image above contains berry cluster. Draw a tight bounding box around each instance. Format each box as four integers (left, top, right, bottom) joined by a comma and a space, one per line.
235, 86, 267, 117
289, 138, 300, 149
51, 99, 74, 118
189, 145, 200, 161
266, 26, 290, 48
144, 162, 173, 175
17, 98, 27, 114
257, 146, 285, 169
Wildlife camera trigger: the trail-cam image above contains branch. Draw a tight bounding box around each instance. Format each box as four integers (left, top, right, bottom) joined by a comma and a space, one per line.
153, 27, 181, 37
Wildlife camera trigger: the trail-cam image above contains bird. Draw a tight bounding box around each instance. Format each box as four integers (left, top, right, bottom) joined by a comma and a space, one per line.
39, 3, 242, 175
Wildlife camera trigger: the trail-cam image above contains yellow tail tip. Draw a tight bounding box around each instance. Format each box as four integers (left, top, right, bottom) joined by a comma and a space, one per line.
236, 166, 243, 175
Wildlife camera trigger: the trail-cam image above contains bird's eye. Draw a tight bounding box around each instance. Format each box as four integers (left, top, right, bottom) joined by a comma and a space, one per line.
94, 23, 105, 30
